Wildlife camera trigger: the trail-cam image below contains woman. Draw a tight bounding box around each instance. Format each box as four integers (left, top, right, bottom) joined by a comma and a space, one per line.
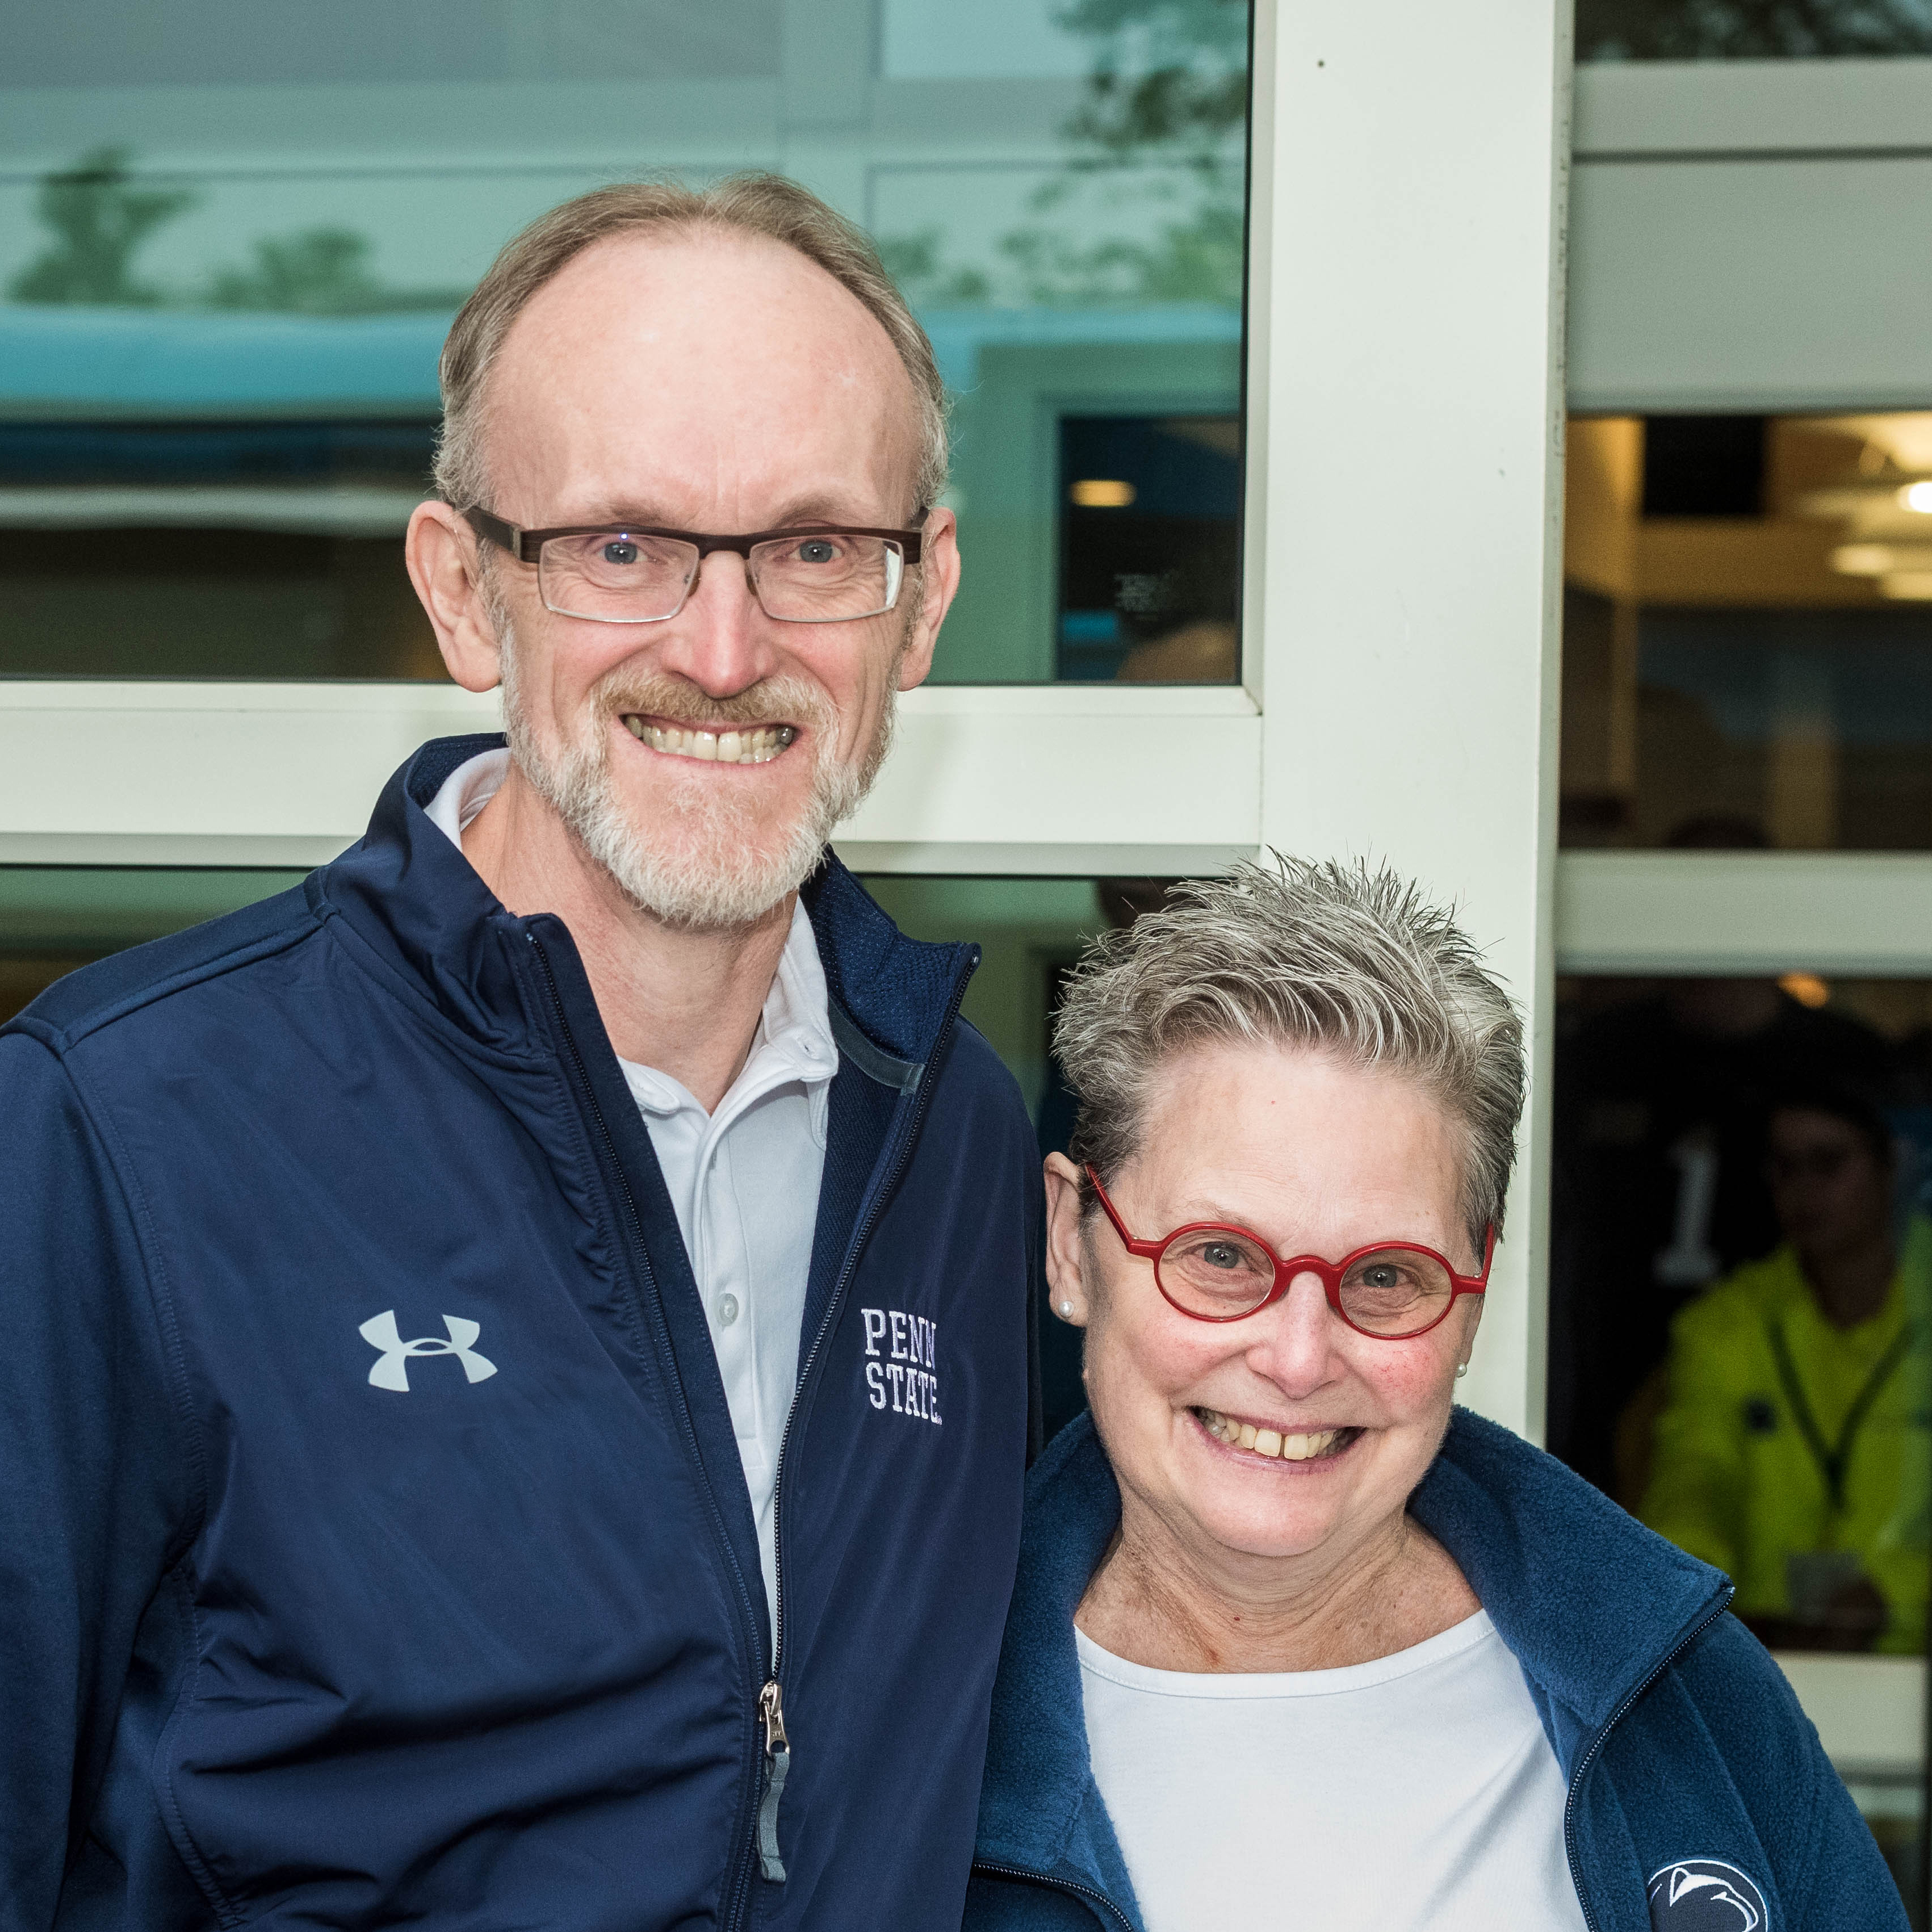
966, 860, 1901, 1932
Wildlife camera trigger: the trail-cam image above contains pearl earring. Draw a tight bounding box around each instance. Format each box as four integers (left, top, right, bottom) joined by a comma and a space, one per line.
1059, 1301, 1074, 1318
1455, 1361, 1469, 1379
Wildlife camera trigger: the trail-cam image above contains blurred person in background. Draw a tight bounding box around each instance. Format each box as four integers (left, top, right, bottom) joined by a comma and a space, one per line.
1549, 812, 1895, 1495
1641, 1084, 1930, 1653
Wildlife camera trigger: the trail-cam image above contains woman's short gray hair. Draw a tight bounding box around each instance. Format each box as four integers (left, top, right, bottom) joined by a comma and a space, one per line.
1055, 856, 1526, 1252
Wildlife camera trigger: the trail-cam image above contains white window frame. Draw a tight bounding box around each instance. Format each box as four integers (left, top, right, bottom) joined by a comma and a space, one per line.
0, 1, 1575, 1444
9, 0, 1925, 1818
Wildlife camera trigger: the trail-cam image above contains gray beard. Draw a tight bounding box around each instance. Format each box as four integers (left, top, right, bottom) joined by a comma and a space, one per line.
494, 608, 896, 932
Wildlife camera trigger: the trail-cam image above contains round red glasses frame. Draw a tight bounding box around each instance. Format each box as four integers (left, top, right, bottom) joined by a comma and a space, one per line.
1083, 1164, 1495, 1340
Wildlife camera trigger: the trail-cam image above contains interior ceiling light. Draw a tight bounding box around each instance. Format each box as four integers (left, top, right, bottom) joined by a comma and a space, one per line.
1070, 479, 1136, 508
1901, 481, 1932, 514
1778, 971, 1831, 1010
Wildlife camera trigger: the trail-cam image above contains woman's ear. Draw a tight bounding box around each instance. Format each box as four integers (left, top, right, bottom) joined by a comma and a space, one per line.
1043, 1152, 1093, 1327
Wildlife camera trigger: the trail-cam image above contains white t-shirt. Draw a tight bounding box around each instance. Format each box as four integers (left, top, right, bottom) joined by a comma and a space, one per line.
1077, 1611, 1587, 1932
425, 750, 836, 1633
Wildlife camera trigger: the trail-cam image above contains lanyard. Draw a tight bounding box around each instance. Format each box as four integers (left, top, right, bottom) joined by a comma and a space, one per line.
1765, 1316, 1912, 1519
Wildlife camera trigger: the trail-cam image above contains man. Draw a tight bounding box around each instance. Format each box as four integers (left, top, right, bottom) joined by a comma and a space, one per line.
1642, 1086, 1930, 1654
1, 177, 1038, 1931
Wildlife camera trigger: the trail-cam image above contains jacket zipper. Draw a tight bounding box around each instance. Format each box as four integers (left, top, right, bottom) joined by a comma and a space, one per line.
755, 959, 975, 1887
970, 1859, 1137, 1930
526, 934, 770, 1930
1561, 1583, 1734, 1932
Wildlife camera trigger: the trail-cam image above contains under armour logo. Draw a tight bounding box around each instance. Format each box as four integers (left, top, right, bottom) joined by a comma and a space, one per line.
359, 1310, 497, 1393
1648, 1859, 1767, 1931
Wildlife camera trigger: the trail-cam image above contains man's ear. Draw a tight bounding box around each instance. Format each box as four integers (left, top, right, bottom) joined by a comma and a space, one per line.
406, 500, 505, 693
895, 505, 960, 693
1043, 1151, 1093, 1327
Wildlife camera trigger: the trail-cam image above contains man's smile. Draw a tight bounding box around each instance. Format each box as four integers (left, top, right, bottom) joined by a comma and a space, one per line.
621, 715, 800, 765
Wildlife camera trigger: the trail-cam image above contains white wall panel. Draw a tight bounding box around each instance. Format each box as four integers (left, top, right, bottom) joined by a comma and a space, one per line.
1246, 1, 1570, 1439
1570, 59, 1932, 412
0, 681, 1262, 874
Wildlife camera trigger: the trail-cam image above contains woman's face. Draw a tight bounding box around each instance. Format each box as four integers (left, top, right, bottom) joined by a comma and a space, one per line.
1047, 1039, 1483, 1577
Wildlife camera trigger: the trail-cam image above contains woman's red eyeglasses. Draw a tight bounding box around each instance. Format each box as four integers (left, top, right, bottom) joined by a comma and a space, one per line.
1084, 1165, 1494, 1340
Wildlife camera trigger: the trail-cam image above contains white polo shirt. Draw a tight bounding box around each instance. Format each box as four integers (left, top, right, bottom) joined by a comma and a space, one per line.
426, 751, 836, 1633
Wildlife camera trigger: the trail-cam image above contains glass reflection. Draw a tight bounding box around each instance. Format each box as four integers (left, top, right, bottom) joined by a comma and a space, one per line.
1562, 412, 1932, 850
0, 1, 1248, 682
1579, 0, 1932, 60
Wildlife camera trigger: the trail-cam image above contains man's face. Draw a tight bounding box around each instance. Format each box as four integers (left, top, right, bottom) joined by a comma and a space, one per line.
475, 229, 949, 928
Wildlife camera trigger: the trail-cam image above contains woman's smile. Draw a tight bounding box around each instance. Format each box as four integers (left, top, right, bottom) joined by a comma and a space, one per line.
1191, 1406, 1364, 1465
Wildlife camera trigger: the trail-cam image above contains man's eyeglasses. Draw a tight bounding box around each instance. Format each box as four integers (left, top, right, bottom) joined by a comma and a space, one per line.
463, 506, 925, 626
1084, 1164, 1494, 1340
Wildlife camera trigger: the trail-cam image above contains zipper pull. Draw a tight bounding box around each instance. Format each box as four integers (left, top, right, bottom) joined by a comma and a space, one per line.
757, 1678, 790, 1882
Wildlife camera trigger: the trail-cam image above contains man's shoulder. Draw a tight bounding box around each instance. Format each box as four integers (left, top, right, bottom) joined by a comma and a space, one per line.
5, 882, 322, 1054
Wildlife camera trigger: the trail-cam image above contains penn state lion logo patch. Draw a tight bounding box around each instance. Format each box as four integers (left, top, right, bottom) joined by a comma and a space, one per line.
1648, 1859, 1767, 1931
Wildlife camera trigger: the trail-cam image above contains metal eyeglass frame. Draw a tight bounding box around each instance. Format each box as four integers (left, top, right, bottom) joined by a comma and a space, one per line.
462, 505, 925, 626
1083, 1163, 1495, 1339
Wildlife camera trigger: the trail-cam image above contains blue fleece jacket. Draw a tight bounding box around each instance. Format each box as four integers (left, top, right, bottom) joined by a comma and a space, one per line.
0, 735, 1038, 1932
965, 1410, 1908, 1932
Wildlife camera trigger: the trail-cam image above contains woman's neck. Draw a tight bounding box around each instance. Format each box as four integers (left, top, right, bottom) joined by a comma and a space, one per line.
1075, 1501, 1478, 1675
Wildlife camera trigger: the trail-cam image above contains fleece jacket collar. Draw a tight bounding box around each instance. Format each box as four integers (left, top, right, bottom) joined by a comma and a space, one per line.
974, 1407, 1730, 1915
321, 732, 975, 1075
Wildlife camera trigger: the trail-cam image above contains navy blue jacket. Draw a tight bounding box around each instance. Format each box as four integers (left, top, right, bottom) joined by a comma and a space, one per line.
1, 735, 1037, 1932
966, 1411, 1908, 1932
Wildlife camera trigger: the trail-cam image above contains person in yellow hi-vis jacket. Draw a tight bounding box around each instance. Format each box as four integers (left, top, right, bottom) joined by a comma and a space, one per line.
1642, 1085, 1931, 1653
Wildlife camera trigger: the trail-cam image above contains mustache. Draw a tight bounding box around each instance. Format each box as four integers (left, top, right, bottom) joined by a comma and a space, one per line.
589, 670, 835, 735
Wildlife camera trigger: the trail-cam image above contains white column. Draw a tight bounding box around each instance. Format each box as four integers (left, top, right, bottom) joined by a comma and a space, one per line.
1244, 0, 1571, 1439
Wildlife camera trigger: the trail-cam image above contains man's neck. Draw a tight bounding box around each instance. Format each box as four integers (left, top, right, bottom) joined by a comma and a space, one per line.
461, 763, 794, 1113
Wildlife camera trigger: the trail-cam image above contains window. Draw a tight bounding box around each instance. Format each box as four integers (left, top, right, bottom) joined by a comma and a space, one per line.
1562, 412, 1932, 852
0, 0, 1248, 684
1578, 0, 1932, 60
1551, 967, 1931, 1900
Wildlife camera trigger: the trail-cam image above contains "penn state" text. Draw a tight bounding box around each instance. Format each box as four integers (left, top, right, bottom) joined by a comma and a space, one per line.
861, 1306, 942, 1424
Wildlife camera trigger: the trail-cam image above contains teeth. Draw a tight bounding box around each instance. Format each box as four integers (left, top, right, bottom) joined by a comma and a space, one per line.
626, 720, 797, 765
1198, 1410, 1342, 1462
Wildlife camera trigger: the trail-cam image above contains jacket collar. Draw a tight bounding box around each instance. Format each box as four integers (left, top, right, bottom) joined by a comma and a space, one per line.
974, 1407, 1730, 1908
313, 734, 975, 1071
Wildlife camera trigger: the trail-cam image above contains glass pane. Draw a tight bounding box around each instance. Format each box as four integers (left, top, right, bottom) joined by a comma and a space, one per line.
1552, 969, 1932, 1915
1579, 0, 1932, 61
1561, 412, 1932, 850
0, 1, 1247, 684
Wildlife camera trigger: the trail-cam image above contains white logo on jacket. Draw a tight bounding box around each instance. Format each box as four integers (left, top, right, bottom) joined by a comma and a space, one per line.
1646, 1859, 1766, 1931
860, 1306, 941, 1424
359, 1311, 497, 1393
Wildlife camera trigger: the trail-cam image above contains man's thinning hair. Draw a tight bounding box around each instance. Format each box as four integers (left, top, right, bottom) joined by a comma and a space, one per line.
434, 173, 949, 517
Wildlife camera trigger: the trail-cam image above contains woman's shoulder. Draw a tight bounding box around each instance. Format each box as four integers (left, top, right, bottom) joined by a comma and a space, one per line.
1600, 1612, 1905, 1926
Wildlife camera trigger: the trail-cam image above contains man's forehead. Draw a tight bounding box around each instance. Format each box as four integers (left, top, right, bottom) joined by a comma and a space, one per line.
498, 228, 907, 403
484, 227, 920, 511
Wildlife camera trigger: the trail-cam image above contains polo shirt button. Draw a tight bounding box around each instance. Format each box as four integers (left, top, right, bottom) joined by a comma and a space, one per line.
718, 1293, 740, 1327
